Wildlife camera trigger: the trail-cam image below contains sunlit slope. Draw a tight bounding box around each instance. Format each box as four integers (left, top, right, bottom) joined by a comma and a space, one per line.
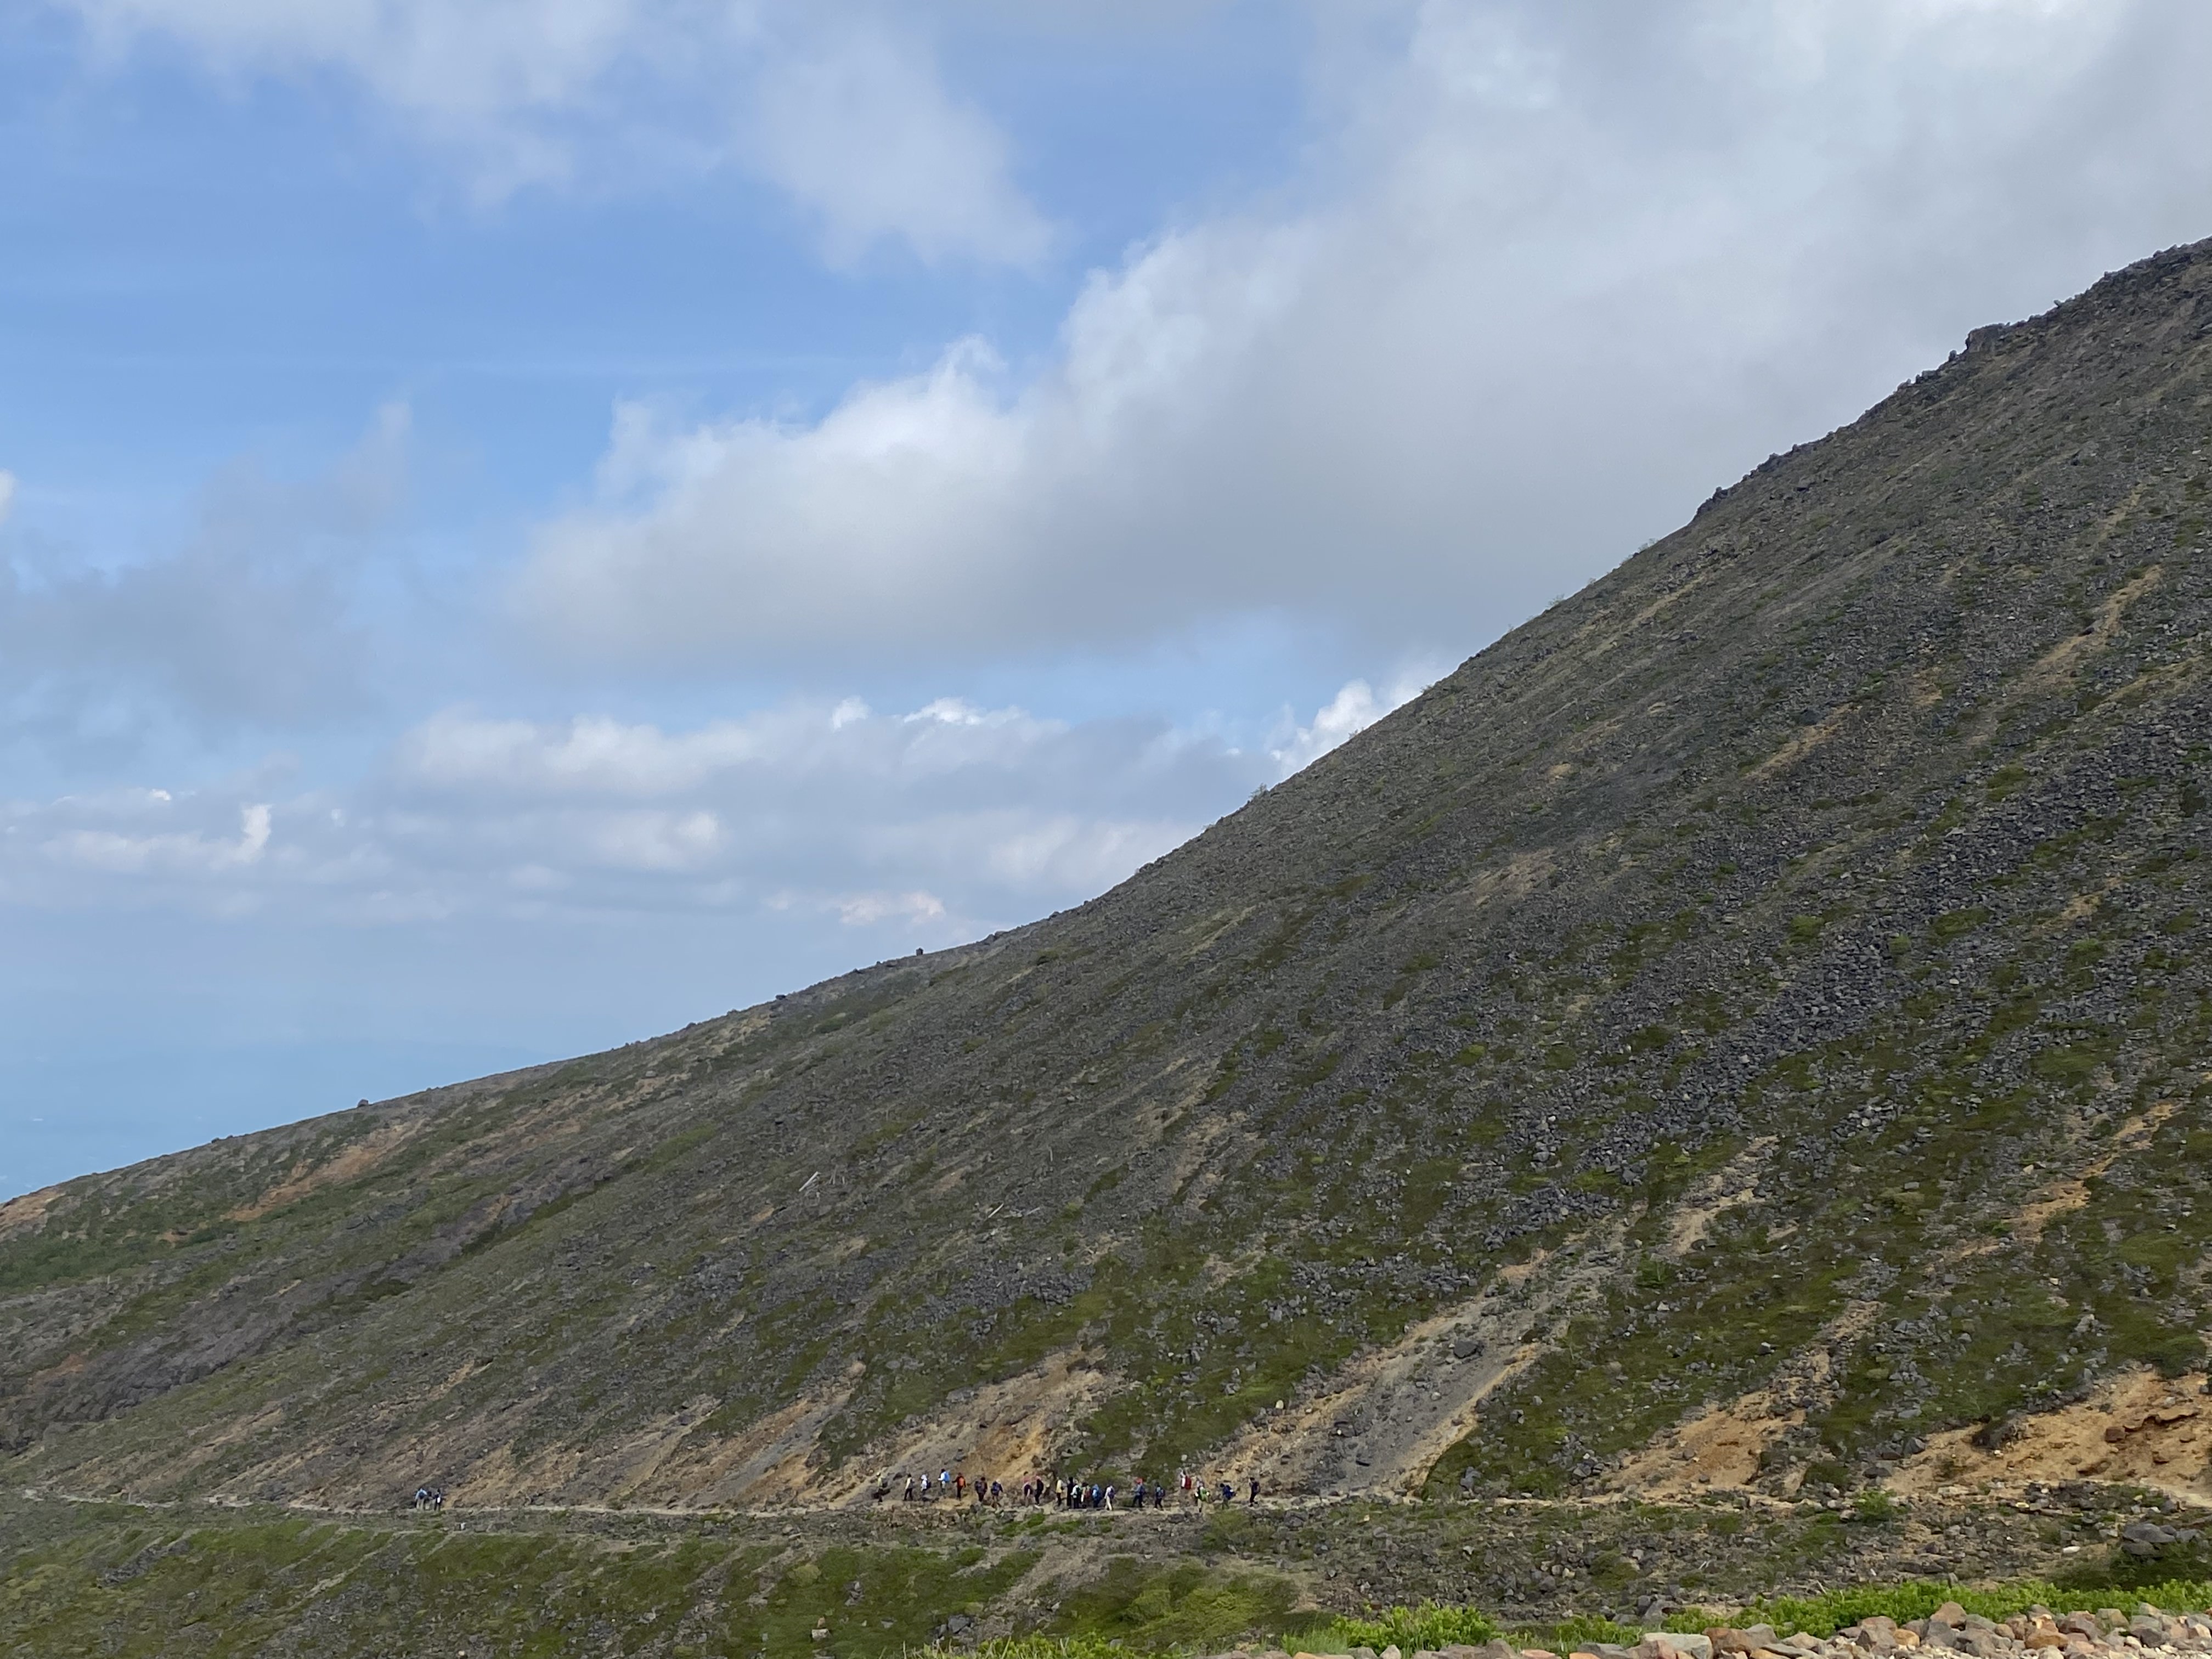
5, 238, 2211, 1509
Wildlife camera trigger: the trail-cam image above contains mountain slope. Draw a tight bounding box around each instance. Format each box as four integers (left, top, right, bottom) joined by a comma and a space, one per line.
6, 237, 2212, 1512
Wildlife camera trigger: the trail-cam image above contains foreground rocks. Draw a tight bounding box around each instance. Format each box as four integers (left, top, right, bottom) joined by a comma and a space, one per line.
1213, 1610, 2212, 1659
1634, 1607, 2212, 1659
1299, 1607, 2212, 1659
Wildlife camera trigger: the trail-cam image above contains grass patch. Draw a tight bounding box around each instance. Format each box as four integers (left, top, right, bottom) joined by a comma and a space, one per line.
1050, 1557, 1317, 1651
1332, 1601, 1504, 1650
1328, 1582, 2212, 1654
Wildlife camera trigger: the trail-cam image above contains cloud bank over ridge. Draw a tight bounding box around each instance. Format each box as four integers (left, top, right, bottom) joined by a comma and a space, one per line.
512, 1, 2212, 669
4, 685, 1409, 955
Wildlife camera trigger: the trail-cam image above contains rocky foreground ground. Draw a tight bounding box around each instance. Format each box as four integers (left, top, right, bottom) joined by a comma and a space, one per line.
1234, 1607, 2212, 1659
6, 1481, 2212, 1655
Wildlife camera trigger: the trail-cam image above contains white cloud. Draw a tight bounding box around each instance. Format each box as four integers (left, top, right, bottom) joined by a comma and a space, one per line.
575, 807, 721, 871
514, 0, 2212, 670
977, 814, 1187, 888
0, 405, 404, 751
35, 798, 270, 878
833, 888, 945, 927
62, 0, 654, 129
0, 668, 1422, 939
49, 0, 1052, 264
0, 691, 1302, 936
1268, 668, 1436, 777
746, 21, 1051, 268
0, 471, 16, 528
397, 709, 770, 796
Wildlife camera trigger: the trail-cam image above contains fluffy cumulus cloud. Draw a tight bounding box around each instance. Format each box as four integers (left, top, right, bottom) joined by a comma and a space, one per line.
1267, 667, 1438, 776
514, 0, 2212, 669
47, 0, 1049, 263
27, 792, 272, 882
743, 20, 1051, 267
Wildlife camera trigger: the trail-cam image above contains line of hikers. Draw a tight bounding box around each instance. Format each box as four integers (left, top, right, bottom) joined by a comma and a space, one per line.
879, 1470, 1261, 1509
409, 1486, 447, 1511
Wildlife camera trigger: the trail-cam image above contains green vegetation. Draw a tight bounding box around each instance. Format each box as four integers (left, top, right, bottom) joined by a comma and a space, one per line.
14, 1483, 2212, 1659
1050, 1556, 1316, 1650
1731, 1579, 2212, 1638
1314, 1581, 2212, 1656
0, 1509, 1036, 1659
1333, 1601, 1504, 1650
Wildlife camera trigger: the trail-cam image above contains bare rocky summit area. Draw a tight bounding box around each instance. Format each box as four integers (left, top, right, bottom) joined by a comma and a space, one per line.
5, 235, 2212, 1651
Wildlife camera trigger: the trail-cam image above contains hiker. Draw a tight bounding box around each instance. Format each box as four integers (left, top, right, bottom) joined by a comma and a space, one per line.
1247, 1476, 1260, 1505
955, 1472, 966, 1501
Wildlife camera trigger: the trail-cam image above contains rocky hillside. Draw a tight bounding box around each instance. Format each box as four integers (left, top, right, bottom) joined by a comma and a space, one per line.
5, 236, 2212, 1515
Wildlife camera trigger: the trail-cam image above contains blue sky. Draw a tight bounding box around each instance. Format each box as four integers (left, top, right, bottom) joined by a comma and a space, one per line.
6, 0, 2212, 1199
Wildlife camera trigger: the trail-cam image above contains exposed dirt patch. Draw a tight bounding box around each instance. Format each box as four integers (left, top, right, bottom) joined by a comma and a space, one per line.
1663, 1139, 1776, 1258
226, 1122, 423, 1223
0, 1185, 62, 1244
1606, 1389, 1803, 1496
2012, 1177, 2092, 1243
2019, 563, 2165, 695
1179, 906, 1259, 961
1458, 848, 1559, 912
26, 1350, 90, 1389
2010, 1101, 2180, 1245
569, 1386, 859, 1510
1211, 1226, 1630, 1499
1892, 1367, 2212, 1497
818, 1351, 1122, 1506
1750, 712, 1848, 779
447, 1436, 588, 1509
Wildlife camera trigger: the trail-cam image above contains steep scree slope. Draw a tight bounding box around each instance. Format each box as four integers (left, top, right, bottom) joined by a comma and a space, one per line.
6, 238, 2212, 1512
